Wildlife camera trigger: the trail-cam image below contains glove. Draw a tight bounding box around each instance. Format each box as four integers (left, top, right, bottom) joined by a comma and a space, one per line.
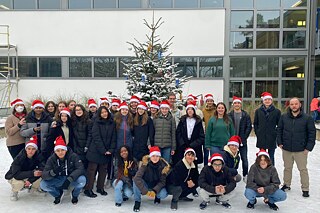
60, 179, 71, 190
146, 191, 156, 198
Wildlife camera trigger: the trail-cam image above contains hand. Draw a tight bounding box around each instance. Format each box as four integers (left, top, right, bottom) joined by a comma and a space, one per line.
127, 161, 133, 169
171, 150, 175, 155
215, 185, 224, 195
278, 145, 283, 149
33, 127, 41, 132
60, 179, 71, 190
304, 149, 309, 155
51, 121, 57, 128
187, 180, 195, 188
19, 118, 26, 126
24, 181, 31, 188
105, 151, 111, 155
33, 170, 42, 177
146, 191, 156, 198
257, 187, 265, 194
148, 145, 151, 149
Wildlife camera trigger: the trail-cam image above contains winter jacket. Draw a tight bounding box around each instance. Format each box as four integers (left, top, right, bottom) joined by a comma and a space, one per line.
198, 165, 236, 194
116, 115, 133, 150
42, 149, 85, 181
72, 118, 92, 156
205, 117, 235, 148
222, 145, 240, 177
132, 116, 155, 161
277, 110, 316, 152
254, 105, 281, 149
113, 158, 138, 188
20, 111, 52, 152
175, 115, 205, 164
167, 158, 199, 187
133, 155, 170, 195
153, 112, 176, 150
5, 149, 45, 183
5, 114, 25, 147
86, 117, 116, 164
246, 163, 280, 197
228, 110, 252, 146
202, 106, 216, 129
171, 105, 181, 128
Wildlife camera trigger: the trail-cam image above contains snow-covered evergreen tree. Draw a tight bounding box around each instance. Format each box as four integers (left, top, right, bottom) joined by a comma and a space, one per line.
122, 16, 190, 102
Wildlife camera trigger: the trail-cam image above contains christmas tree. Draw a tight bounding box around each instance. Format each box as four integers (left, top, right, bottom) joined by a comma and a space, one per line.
122, 16, 190, 102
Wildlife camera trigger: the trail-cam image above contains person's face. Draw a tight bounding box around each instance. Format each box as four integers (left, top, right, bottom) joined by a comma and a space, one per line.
121, 108, 129, 116
168, 95, 176, 105
150, 107, 158, 114
150, 155, 160, 163
233, 102, 242, 111
228, 144, 238, 154
75, 106, 84, 117
216, 105, 225, 116
68, 102, 76, 110
47, 103, 55, 113
263, 98, 273, 107
187, 108, 194, 117
55, 148, 67, 159
100, 102, 109, 108
160, 107, 169, 115
259, 156, 268, 169
111, 105, 118, 111
212, 160, 223, 172
26, 146, 36, 158
185, 152, 195, 164
34, 107, 44, 115
120, 147, 129, 160
89, 106, 97, 113
206, 99, 214, 107
58, 103, 66, 112
289, 99, 301, 113
130, 102, 138, 109
137, 108, 145, 115
60, 113, 68, 123
101, 108, 109, 119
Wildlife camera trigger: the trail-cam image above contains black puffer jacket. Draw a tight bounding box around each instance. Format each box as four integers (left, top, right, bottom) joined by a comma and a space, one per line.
228, 110, 252, 146
167, 158, 199, 187
72, 118, 92, 156
277, 110, 316, 152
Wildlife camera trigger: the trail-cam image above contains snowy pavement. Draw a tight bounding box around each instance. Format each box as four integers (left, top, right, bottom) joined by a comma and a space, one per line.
0, 137, 319, 213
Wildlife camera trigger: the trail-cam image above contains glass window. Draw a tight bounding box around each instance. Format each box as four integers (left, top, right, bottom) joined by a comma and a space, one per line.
119, 57, 133, 77
229, 81, 252, 98
257, 11, 280, 28
315, 80, 320, 97
230, 32, 253, 49
283, 31, 306, 48
231, 11, 253, 29
39, 58, 61, 77
69, 0, 91, 9
18, 57, 37, 77
38, 0, 60, 9
230, 0, 253, 9
230, 57, 253, 77
13, 0, 36, 9
175, 57, 197, 77
283, 0, 307, 8
175, 0, 198, 8
282, 57, 305, 77
69, 57, 92, 77
199, 57, 223, 77
256, 31, 279, 48
283, 10, 307, 28
94, 57, 116, 77
256, 57, 279, 77
119, 0, 140, 8
200, 0, 223, 7
316, 55, 320, 77
282, 80, 304, 98
149, 0, 172, 8
93, 0, 116, 8
256, 0, 279, 9
255, 81, 278, 98
0, 0, 11, 9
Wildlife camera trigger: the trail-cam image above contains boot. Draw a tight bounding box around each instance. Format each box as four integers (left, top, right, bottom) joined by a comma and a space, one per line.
96, 188, 108, 196
10, 192, 18, 201
84, 190, 97, 198
53, 190, 64, 205
281, 185, 291, 192
246, 198, 257, 209
302, 191, 309, 197
267, 202, 279, 211
133, 201, 141, 212
171, 201, 178, 211
199, 201, 209, 210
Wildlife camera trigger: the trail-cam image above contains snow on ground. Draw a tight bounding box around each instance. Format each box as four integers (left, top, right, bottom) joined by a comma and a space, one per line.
0, 137, 319, 213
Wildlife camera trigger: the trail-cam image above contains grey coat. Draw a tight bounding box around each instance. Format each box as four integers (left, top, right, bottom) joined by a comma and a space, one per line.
153, 112, 176, 150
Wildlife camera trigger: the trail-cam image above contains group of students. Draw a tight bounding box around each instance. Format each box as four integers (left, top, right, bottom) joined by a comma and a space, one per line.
5, 91, 313, 211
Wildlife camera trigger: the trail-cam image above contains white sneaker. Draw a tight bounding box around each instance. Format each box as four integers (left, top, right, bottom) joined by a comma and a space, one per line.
10, 192, 18, 201
243, 176, 247, 184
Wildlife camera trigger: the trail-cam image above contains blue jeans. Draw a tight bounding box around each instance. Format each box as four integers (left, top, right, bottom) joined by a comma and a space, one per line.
40, 175, 86, 198
203, 145, 209, 165
113, 179, 133, 204
244, 188, 287, 204
239, 144, 249, 176
160, 147, 171, 163
312, 110, 318, 121
133, 181, 168, 202
267, 147, 276, 166
209, 146, 223, 156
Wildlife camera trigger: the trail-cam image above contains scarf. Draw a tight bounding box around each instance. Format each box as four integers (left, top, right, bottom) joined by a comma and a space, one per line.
14, 112, 26, 120
260, 104, 275, 118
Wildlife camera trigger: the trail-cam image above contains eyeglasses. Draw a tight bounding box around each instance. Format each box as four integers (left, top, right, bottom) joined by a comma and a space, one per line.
212, 163, 222, 167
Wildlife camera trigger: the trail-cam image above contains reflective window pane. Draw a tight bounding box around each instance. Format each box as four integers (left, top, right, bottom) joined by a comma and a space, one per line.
175, 57, 197, 77
256, 0, 279, 9
39, 0, 60, 9
39, 58, 61, 77
175, 0, 197, 8
69, 57, 92, 77
149, 0, 172, 8
283, 10, 307, 28
255, 81, 278, 98
283, 0, 307, 8
94, 57, 116, 77
256, 57, 279, 77
93, 0, 116, 8
119, 57, 133, 77
13, 0, 36, 9
316, 55, 320, 77
282, 57, 305, 77
230, 57, 253, 77
257, 31, 279, 49
230, 32, 253, 49
69, 0, 91, 9
283, 31, 306, 48
230, 81, 252, 98
0, 0, 11, 9
230, 0, 253, 9
18, 57, 37, 77
282, 80, 304, 98
231, 11, 253, 29
199, 57, 223, 77
119, 0, 140, 8
200, 0, 223, 7
257, 11, 280, 28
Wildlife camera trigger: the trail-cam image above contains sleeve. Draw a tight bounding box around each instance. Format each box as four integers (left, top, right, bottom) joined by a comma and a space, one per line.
11, 159, 34, 180
148, 118, 155, 147
306, 116, 316, 151
175, 120, 185, 148
108, 122, 117, 154
264, 167, 280, 195
68, 154, 85, 182
229, 119, 235, 137
92, 122, 107, 155
276, 115, 284, 146
253, 110, 259, 134
41, 157, 56, 180
244, 113, 252, 140
153, 173, 167, 194
5, 117, 21, 136
171, 117, 176, 151
20, 123, 35, 138
205, 118, 214, 148
198, 167, 216, 194
224, 168, 236, 194
45, 127, 57, 153
245, 165, 258, 191
86, 121, 93, 148
133, 165, 149, 195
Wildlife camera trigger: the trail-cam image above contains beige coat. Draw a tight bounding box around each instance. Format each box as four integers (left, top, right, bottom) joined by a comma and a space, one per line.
5, 115, 25, 146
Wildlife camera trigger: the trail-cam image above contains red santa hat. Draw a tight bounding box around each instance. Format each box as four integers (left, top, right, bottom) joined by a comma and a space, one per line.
232, 96, 242, 104
88, 98, 97, 108
184, 148, 197, 160
208, 153, 224, 166
130, 95, 140, 103
25, 135, 38, 150
60, 107, 71, 117
186, 100, 197, 110
150, 100, 160, 110
227, 135, 242, 147
11, 98, 24, 107
160, 100, 170, 109
149, 146, 161, 157
111, 98, 121, 106
137, 101, 148, 110
54, 136, 67, 151
187, 94, 197, 101
119, 101, 129, 110
32, 100, 45, 109
261, 92, 273, 101
256, 149, 270, 159
99, 97, 110, 106
204, 94, 214, 102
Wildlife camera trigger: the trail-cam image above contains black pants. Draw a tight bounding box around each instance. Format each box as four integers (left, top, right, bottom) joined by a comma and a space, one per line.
167, 184, 182, 202
8, 144, 25, 159
180, 184, 198, 198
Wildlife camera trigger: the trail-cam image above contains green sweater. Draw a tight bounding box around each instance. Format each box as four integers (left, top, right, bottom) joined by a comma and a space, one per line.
205, 117, 235, 148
